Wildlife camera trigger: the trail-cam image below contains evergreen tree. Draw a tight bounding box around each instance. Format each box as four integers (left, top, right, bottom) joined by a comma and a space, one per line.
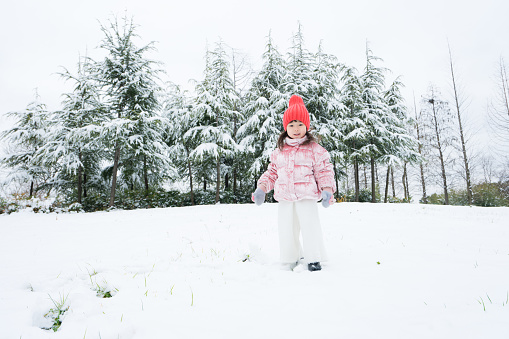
359, 44, 390, 202
224, 46, 249, 194
187, 41, 240, 203
339, 66, 368, 201
117, 110, 173, 195
238, 32, 287, 184
381, 77, 420, 202
162, 83, 196, 204
38, 57, 106, 204
283, 23, 316, 104
307, 42, 342, 126
308, 43, 345, 196
92, 15, 166, 206
0, 94, 51, 197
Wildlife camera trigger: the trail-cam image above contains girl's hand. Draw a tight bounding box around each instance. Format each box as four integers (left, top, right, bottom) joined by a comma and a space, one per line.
321, 189, 334, 208
252, 187, 266, 206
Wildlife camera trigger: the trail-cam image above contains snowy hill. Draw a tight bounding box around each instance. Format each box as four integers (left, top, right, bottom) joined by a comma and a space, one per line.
1, 202, 508, 338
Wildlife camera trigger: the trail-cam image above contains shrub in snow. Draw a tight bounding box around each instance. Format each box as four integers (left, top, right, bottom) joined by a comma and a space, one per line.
41, 294, 69, 332
0, 196, 84, 215
336, 189, 382, 203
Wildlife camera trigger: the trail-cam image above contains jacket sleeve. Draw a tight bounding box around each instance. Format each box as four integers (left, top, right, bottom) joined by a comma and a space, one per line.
257, 150, 278, 192
313, 145, 336, 192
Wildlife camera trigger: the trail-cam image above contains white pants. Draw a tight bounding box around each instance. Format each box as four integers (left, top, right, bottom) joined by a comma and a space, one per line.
278, 199, 328, 264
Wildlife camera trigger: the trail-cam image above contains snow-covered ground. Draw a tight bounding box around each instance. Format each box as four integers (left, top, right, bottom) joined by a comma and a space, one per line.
1, 202, 508, 339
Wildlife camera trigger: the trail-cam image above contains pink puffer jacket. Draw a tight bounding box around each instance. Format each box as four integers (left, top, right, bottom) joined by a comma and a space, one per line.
258, 137, 336, 202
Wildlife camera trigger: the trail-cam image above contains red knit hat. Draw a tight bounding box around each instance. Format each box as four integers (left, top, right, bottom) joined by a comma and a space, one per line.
283, 95, 310, 131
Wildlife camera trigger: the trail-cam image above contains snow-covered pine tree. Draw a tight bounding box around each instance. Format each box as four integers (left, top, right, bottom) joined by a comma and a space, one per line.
307, 42, 342, 126
238, 32, 287, 186
37, 57, 106, 204
187, 41, 240, 203
381, 77, 420, 202
283, 23, 316, 106
225, 47, 250, 194
92, 15, 167, 205
117, 110, 173, 195
184, 48, 217, 196
0, 94, 51, 197
308, 42, 345, 196
359, 44, 390, 203
339, 66, 369, 201
162, 83, 197, 204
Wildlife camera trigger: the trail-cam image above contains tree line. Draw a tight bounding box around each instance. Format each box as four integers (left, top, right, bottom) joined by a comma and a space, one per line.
1, 16, 508, 210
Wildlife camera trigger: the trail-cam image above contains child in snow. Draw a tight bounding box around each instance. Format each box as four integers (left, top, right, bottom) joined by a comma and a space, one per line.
252, 95, 336, 272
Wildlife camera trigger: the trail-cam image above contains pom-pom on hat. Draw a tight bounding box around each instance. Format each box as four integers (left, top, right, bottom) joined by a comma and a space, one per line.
283, 95, 310, 131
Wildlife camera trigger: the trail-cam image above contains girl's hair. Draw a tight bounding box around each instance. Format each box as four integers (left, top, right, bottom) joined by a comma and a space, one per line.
277, 128, 320, 150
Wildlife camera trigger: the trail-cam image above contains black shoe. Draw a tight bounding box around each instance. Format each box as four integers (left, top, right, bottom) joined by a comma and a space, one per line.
308, 262, 322, 271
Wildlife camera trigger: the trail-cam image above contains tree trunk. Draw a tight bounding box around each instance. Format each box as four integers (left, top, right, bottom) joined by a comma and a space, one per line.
419, 162, 427, 204
375, 162, 380, 197
30, 181, 34, 198
84, 173, 87, 198
185, 145, 194, 205
233, 169, 237, 194
188, 163, 194, 205
502, 60, 509, 117
414, 97, 428, 204
354, 158, 360, 202
438, 144, 449, 205
333, 160, 339, 199
77, 150, 83, 204
448, 44, 472, 205
215, 157, 221, 203
344, 164, 349, 196
143, 154, 149, 196
225, 172, 229, 190
430, 99, 449, 205
402, 165, 407, 201
404, 163, 410, 200
371, 157, 376, 203
384, 166, 390, 203
109, 142, 121, 207
363, 164, 368, 189
391, 167, 396, 198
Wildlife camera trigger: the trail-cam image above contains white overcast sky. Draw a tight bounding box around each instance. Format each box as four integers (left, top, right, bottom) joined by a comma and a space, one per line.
1, 0, 508, 151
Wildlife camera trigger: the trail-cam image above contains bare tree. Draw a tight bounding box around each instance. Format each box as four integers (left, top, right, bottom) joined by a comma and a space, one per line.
413, 95, 428, 203
487, 57, 509, 158
480, 155, 496, 183
422, 85, 456, 205
448, 43, 474, 204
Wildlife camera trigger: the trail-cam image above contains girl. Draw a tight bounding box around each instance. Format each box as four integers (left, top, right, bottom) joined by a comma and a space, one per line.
252, 95, 336, 272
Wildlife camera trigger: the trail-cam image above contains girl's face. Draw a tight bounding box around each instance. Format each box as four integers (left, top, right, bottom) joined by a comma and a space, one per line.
286, 120, 307, 139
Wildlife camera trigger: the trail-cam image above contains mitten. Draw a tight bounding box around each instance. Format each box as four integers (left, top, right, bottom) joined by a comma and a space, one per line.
321, 190, 334, 208
252, 187, 266, 206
